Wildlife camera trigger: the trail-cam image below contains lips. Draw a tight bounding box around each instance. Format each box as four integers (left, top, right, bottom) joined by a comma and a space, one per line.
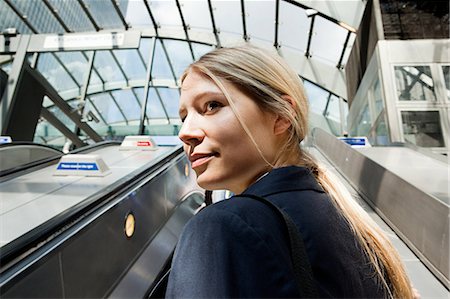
189, 152, 218, 169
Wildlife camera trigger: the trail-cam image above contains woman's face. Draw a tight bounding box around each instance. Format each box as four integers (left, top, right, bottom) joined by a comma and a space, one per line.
178, 70, 280, 194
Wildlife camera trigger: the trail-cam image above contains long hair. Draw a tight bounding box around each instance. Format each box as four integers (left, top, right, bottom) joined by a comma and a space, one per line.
181, 45, 413, 299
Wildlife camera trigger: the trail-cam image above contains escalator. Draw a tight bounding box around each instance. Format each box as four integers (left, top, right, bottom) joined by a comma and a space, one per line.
309, 128, 449, 296
0, 142, 204, 298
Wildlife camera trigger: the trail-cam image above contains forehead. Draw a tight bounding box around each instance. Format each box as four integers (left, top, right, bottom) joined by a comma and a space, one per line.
181, 71, 220, 95
179, 71, 224, 108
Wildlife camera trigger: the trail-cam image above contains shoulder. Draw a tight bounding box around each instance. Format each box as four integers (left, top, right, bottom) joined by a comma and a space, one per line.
183, 196, 281, 234
179, 196, 289, 251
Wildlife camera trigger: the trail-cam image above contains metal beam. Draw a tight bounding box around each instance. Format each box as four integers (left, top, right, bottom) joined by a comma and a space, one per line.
110, 0, 129, 30
4, 0, 38, 33
40, 107, 85, 147
46, 85, 103, 142
240, 0, 249, 41
1, 35, 30, 133
159, 39, 178, 85
41, 0, 72, 32
130, 88, 144, 113
52, 53, 81, 90
77, 0, 101, 31
80, 51, 96, 105
323, 92, 333, 117
175, 0, 195, 61
207, 0, 221, 48
86, 97, 108, 125
282, 0, 357, 33
337, 31, 351, 69
109, 50, 128, 84
143, 0, 159, 34
154, 87, 170, 124
139, 37, 156, 135
305, 15, 315, 58
274, 0, 280, 49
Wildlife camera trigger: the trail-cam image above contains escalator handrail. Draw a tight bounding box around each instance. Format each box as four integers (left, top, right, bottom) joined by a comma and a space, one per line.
0, 145, 184, 271
0, 141, 121, 181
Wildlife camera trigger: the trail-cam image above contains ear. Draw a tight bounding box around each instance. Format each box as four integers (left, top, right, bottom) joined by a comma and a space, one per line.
273, 95, 296, 136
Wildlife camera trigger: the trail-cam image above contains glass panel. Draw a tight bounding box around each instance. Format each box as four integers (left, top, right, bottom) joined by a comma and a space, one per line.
163, 40, 194, 79
180, 0, 212, 31
324, 94, 341, 122
112, 49, 146, 81
310, 16, 349, 65
341, 33, 356, 68
0, 1, 33, 34
279, 1, 309, 51
341, 98, 349, 132
211, 0, 242, 35
111, 89, 141, 121
89, 93, 126, 124
125, 0, 154, 28
150, 1, 182, 28
10, 0, 64, 33
93, 51, 125, 83
82, 0, 125, 30
36, 53, 78, 92
401, 111, 444, 147
442, 65, 450, 101
246, 0, 275, 43
54, 51, 89, 86
87, 70, 104, 94
324, 95, 342, 136
356, 103, 371, 136
138, 38, 152, 69
303, 80, 328, 114
83, 98, 107, 130
394, 65, 436, 101
0, 60, 12, 74
374, 114, 389, 146
152, 39, 175, 81
373, 78, 384, 117
192, 43, 214, 60
34, 119, 64, 147
48, 0, 95, 31
48, 104, 76, 131
146, 88, 167, 119
157, 87, 180, 118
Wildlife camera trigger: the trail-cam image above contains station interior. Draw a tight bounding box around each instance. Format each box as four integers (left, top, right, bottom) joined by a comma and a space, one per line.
0, 0, 449, 298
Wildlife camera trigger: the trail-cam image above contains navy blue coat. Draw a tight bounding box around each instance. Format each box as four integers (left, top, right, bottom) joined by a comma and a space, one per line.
166, 166, 387, 298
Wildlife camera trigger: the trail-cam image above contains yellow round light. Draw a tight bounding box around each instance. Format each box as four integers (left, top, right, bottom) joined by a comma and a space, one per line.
184, 163, 189, 177
124, 212, 135, 238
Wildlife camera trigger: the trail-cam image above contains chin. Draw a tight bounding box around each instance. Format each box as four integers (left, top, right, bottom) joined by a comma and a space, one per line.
196, 172, 226, 191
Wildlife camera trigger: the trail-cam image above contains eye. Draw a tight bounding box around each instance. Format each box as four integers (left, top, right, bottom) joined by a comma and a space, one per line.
205, 101, 222, 113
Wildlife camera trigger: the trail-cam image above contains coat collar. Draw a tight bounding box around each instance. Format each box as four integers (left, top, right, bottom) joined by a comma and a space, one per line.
241, 166, 325, 197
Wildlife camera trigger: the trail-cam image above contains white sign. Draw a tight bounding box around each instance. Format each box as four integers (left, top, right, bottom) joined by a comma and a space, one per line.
44, 33, 125, 49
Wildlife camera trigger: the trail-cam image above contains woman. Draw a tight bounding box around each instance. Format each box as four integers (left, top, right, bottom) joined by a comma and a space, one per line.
166, 45, 414, 298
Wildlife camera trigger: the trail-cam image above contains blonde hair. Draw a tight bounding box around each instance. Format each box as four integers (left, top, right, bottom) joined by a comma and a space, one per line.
181, 45, 414, 298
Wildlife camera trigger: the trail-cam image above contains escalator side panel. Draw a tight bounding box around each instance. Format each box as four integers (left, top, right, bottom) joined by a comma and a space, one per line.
1, 155, 202, 298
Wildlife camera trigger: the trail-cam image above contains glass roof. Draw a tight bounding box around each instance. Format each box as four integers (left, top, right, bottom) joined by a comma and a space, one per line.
0, 0, 365, 148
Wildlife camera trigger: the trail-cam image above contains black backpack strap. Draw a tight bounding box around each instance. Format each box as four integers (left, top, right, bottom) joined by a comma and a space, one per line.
234, 194, 319, 298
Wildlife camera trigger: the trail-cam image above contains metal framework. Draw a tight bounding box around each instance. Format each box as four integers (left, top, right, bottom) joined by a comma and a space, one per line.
0, 0, 363, 146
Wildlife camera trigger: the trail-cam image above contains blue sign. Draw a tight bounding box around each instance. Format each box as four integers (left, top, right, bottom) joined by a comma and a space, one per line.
339, 137, 366, 146
0, 136, 12, 144
57, 162, 99, 171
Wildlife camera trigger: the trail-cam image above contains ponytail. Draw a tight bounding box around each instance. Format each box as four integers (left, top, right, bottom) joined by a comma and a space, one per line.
301, 151, 414, 299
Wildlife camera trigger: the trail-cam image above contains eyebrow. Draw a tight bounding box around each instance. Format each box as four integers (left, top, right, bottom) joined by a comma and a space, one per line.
179, 91, 225, 116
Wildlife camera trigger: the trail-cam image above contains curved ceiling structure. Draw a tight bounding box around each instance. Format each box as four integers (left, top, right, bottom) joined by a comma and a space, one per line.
0, 0, 366, 146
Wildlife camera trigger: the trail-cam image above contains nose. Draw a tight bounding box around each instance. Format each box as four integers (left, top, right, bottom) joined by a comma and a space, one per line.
178, 115, 204, 148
